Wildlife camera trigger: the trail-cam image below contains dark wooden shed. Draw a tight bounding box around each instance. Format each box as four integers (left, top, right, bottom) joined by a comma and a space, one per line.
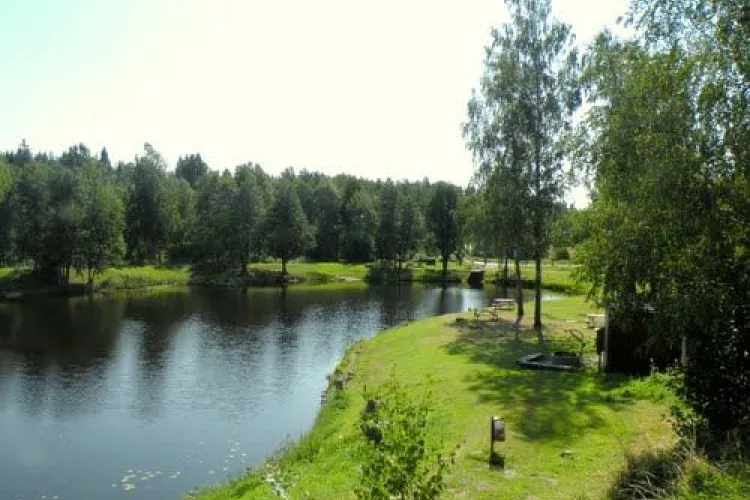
599, 306, 681, 375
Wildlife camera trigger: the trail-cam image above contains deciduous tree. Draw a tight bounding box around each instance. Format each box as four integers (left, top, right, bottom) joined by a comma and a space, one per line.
264, 182, 311, 275
427, 182, 462, 280
464, 0, 579, 331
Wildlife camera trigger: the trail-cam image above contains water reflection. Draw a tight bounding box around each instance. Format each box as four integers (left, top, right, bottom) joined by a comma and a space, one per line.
0, 297, 124, 419
0, 284, 542, 500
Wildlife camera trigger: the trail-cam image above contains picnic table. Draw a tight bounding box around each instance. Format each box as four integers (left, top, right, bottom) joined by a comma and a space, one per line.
491, 298, 516, 310
471, 298, 516, 321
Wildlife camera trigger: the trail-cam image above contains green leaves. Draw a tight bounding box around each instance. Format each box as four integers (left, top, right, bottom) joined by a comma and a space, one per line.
340, 185, 377, 263
264, 181, 312, 274
577, 0, 750, 443
75, 160, 126, 281
1, 142, 472, 277
357, 374, 453, 500
464, 0, 578, 329
427, 182, 462, 276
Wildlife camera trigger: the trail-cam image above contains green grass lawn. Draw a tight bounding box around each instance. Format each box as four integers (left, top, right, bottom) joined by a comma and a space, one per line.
251, 262, 371, 281
1, 259, 585, 292
477, 260, 586, 294
0, 265, 192, 291
92, 265, 192, 289
193, 295, 750, 499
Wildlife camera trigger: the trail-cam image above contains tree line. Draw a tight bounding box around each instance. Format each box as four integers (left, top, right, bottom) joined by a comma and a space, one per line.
0, 141, 468, 281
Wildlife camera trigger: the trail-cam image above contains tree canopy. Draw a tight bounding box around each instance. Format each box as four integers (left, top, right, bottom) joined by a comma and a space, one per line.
464, 0, 579, 331
0, 142, 470, 280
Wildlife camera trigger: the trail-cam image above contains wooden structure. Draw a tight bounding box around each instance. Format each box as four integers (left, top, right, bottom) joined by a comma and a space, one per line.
491, 298, 515, 310
467, 270, 485, 289
599, 306, 680, 375
585, 313, 606, 328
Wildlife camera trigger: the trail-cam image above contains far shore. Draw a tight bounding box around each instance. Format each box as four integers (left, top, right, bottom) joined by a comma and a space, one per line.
0, 260, 583, 301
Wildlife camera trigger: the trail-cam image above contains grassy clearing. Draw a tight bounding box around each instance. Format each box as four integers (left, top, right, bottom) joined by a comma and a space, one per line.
0, 265, 192, 291
1, 260, 584, 292
252, 262, 371, 282
192, 296, 749, 500
482, 260, 586, 294
92, 265, 191, 289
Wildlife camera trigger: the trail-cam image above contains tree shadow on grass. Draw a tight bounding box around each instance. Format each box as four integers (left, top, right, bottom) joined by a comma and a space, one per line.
445, 318, 635, 444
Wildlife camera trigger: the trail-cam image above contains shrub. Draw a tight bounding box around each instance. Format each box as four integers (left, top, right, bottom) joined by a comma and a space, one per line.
357, 374, 454, 500
550, 246, 570, 261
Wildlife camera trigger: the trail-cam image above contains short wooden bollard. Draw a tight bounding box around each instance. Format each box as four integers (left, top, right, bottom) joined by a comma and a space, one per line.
489, 416, 505, 467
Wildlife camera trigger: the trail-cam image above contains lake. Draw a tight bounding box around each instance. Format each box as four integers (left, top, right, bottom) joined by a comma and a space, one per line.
0, 284, 556, 500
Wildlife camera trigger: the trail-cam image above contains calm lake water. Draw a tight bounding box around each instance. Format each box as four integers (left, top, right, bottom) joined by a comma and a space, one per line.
0, 284, 556, 500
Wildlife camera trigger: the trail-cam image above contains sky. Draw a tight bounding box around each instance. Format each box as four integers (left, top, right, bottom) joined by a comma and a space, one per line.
0, 0, 629, 205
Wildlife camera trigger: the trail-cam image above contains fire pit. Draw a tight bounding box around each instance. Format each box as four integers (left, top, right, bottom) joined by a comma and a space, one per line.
516, 352, 584, 371
516, 329, 586, 371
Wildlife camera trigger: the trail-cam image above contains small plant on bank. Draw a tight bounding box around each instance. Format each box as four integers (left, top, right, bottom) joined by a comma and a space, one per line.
357, 373, 454, 500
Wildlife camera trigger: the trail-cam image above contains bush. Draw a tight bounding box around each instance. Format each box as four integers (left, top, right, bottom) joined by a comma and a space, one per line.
364, 262, 413, 284
357, 374, 454, 500
550, 247, 570, 261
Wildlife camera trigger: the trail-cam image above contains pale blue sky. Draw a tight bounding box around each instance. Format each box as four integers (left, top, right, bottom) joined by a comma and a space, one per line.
0, 0, 628, 202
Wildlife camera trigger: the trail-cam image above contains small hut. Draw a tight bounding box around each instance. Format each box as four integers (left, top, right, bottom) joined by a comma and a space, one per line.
467, 269, 485, 289
597, 305, 681, 374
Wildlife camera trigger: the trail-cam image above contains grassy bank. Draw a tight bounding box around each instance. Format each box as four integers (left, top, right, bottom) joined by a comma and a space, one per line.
363, 260, 584, 292
0, 263, 360, 294
192, 296, 747, 499
95, 265, 192, 289
1, 260, 585, 294
0, 265, 192, 292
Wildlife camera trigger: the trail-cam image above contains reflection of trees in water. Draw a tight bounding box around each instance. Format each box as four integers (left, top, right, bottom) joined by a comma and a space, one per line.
376, 285, 479, 325
124, 291, 193, 421
434, 287, 470, 316
0, 297, 125, 418
191, 288, 276, 329
378, 284, 421, 327
0, 286, 492, 422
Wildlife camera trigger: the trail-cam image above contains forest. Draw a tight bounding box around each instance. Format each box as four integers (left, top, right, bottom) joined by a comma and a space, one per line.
0, 141, 490, 281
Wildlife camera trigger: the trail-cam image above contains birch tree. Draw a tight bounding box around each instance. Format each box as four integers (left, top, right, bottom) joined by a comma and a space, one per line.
465, 0, 579, 334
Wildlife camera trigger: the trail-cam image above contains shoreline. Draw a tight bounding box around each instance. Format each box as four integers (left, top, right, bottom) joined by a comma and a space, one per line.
190, 296, 683, 500
0, 261, 583, 302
